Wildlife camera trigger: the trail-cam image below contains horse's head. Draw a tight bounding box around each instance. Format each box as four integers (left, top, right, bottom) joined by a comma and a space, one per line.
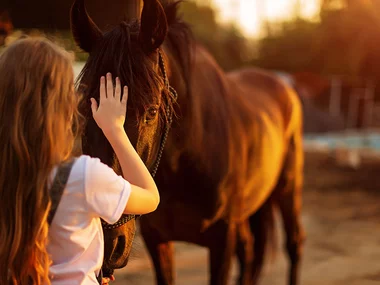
72, 0, 173, 169
71, 0, 174, 275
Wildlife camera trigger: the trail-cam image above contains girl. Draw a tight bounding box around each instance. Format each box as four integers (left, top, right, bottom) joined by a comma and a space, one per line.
0, 37, 159, 284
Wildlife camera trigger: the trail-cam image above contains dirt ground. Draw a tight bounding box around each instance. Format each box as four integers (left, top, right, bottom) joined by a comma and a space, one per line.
113, 150, 380, 285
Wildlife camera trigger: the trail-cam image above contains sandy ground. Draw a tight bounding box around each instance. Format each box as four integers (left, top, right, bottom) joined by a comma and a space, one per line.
110, 150, 380, 285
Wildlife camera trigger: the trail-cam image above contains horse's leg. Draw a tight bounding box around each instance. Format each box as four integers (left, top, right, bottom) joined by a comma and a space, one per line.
236, 220, 254, 285
275, 130, 305, 285
208, 221, 237, 285
140, 220, 174, 285
247, 198, 276, 285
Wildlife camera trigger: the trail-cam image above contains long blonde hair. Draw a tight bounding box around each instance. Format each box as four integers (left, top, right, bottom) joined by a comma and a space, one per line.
0, 37, 80, 285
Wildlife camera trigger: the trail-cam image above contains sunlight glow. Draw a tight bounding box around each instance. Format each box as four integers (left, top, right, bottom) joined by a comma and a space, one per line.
211, 0, 321, 37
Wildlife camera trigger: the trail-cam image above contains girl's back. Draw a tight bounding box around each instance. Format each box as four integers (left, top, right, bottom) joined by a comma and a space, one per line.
48, 156, 130, 284
0, 37, 160, 285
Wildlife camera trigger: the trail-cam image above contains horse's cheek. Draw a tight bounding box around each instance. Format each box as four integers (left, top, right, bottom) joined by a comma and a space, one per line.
102, 220, 136, 272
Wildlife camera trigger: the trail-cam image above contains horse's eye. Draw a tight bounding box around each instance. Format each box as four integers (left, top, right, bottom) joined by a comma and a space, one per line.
144, 107, 158, 124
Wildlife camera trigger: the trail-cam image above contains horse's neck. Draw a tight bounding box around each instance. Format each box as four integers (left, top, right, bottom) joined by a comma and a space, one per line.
165, 43, 232, 174
166, 43, 232, 120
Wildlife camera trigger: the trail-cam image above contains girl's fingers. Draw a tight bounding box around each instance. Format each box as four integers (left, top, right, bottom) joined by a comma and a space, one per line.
115, 77, 121, 101
106, 72, 113, 98
90, 98, 98, 115
122, 86, 128, 105
99, 76, 106, 101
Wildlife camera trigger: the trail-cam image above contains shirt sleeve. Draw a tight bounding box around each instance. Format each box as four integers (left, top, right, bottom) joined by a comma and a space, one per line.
83, 156, 131, 225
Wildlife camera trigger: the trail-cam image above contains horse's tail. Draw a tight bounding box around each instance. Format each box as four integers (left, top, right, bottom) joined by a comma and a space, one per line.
250, 196, 277, 282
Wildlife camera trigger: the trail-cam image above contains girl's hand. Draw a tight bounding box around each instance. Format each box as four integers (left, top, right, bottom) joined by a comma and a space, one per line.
91, 73, 128, 136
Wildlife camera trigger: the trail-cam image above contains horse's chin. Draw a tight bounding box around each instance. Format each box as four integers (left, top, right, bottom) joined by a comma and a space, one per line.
102, 219, 136, 276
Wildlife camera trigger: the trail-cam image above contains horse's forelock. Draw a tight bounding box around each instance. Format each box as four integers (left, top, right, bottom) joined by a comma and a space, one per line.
76, 23, 169, 121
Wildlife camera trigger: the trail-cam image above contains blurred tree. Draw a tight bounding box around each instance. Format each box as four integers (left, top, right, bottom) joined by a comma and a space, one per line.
252, 0, 380, 80
317, 0, 380, 78
179, 1, 250, 70
252, 19, 320, 73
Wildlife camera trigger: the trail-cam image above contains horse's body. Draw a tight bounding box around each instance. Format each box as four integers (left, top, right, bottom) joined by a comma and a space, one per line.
71, 1, 304, 284
141, 40, 305, 285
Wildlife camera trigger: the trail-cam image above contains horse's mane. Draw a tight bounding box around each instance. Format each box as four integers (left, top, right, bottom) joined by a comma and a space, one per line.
162, 1, 232, 167
162, 3, 235, 195
161, 0, 193, 96
158, 5, 238, 221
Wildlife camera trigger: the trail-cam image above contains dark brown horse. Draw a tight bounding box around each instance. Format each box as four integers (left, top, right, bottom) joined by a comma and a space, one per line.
71, 0, 305, 284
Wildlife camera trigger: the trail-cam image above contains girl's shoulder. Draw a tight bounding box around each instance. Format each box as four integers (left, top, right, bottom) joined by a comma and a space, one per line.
72, 155, 130, 224
74, 155, 116, 178
62, 155, 104, 193
73, 155, 125, 193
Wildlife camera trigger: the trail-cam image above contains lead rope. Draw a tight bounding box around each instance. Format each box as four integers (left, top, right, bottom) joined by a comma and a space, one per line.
101, 49, 177, 230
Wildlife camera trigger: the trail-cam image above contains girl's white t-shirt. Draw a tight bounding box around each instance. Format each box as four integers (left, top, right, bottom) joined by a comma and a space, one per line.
47, 155, 131, 285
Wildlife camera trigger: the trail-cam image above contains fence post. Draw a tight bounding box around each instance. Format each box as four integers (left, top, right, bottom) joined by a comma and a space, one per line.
330, 76, 342, 118
347, 89, 360, 129
363, 80, 375, 129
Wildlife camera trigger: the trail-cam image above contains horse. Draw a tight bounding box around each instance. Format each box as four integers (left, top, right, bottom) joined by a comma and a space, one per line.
71, 0, 305, 284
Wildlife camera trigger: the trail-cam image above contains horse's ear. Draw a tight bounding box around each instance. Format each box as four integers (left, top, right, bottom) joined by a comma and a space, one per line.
138, 0, 168, 54
70, 0, 103, 53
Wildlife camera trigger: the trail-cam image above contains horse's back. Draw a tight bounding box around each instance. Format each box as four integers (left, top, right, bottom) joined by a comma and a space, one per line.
225, 67, 303, 219
228, 67, 302, 140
